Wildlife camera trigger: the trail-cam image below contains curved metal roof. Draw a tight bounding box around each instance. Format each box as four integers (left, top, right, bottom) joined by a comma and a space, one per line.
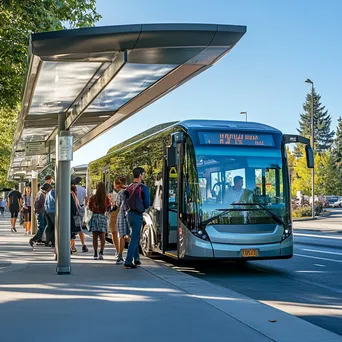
9, 23, 246, 180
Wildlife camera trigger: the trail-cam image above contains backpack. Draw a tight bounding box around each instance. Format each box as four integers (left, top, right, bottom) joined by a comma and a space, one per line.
126, 183, 145, 214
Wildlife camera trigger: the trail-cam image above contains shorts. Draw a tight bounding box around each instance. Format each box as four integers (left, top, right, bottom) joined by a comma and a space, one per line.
23, 207, 32, 222
10, 211, 19, 218
109, 210, 119, 233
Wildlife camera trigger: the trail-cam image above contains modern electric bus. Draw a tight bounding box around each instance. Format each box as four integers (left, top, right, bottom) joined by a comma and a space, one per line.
87, 120, 314, 261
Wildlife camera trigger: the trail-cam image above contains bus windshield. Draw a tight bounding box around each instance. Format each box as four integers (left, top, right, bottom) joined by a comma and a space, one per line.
192, 148, 290, 225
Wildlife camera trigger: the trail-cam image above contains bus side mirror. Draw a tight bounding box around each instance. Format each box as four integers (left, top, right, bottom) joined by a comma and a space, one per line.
305, 145, 314, 168
167, 146, 177, 167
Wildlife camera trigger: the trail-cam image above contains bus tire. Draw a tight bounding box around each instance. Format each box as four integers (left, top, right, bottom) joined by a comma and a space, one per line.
140, 225, 153, 257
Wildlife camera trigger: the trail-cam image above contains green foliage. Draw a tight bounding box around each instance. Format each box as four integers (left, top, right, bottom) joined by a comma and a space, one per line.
332, 117, 342, 168
296, 87, 334, 154
0, 0, 101, 186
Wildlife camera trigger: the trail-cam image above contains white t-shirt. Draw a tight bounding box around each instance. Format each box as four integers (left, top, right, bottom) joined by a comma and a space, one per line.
76, 185, 87, 206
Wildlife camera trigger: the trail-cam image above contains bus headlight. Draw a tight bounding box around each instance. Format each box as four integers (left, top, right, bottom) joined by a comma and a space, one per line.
282, 224, 292, 241
191, 228, 210, 241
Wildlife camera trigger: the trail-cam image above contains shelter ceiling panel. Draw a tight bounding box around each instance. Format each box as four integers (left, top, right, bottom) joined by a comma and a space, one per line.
85, 63, 177, 113
28, 61, 101, 115
21, 127, 55, 142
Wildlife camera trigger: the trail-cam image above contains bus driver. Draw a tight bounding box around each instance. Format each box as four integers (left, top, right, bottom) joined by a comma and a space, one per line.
224, 176, 250, 205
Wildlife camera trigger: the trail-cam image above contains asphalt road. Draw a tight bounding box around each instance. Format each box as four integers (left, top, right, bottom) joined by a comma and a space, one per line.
156, 208, 342, 336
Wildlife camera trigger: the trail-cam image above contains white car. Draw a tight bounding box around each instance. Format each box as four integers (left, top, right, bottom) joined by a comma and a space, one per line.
332, 198, 342, 208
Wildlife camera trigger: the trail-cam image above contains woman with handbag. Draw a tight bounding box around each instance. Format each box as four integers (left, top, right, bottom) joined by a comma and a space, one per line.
88, 182, 111, 260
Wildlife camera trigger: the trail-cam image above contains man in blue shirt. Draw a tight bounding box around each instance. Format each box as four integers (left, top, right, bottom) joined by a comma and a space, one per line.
44, 188, 55, 247
124, 167, 150, 269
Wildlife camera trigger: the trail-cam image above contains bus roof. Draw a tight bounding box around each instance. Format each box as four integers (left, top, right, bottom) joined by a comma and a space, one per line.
99, 119, 282, 161
178, 120, 281, 133
8, 23, 246, 181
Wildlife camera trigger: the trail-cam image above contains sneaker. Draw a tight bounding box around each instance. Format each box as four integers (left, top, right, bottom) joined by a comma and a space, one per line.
135, 260, 142, 266
82, 245, 89, 253
99, 251, 104, 260
124, 263, 137, 269
13, 227, 17, 233
116, 255, 124, 264
71, 247, 77, 253
29, 239, 34, 247
93, 253, 98, 260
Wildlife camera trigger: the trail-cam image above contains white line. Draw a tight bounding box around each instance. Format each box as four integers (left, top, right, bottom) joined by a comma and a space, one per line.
313, 264, 325, 267
302, 248, 342, 256
294, 253, 342, 264
294, 233, 342, 240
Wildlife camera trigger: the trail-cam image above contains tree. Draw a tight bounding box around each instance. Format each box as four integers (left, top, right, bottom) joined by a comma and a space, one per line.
0, 1, 101, 187
297, 87, 335, 153
332, 117, 342, 168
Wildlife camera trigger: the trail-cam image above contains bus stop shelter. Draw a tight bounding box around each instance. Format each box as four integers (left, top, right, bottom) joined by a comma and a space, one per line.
8, 23, 246, 274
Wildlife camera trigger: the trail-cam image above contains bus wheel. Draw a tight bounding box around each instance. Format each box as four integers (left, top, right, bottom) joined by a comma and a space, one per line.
140, 225, 153, 257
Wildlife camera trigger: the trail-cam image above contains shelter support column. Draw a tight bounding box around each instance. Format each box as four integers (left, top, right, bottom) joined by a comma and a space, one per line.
31, 171, 38, 234
56, 113, 73, 274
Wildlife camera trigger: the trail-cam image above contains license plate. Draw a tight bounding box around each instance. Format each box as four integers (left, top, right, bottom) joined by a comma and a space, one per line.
241, 249, 258, 257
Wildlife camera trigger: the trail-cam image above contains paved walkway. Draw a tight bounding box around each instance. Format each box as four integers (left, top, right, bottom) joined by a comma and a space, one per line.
0, 217, 341, 342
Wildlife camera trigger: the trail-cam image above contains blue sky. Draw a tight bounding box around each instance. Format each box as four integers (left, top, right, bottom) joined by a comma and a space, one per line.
72, 0, 342, 166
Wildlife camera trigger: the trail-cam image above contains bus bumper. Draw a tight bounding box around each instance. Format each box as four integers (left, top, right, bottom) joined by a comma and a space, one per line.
212, 234, 293, 259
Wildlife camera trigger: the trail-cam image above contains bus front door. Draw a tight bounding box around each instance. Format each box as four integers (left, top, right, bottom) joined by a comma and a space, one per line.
162, 150, 179, 258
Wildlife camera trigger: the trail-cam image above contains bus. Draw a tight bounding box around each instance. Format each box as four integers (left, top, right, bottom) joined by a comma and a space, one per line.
88, 120, 314, 261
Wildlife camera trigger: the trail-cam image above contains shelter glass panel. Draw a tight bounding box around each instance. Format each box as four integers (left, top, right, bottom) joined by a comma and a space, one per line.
86, 63, 178, 113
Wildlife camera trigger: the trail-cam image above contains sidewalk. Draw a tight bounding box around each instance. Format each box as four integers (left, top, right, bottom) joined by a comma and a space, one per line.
0, 217, 341, 342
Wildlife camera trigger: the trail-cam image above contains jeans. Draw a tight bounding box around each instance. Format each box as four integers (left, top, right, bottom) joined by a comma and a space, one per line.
45, 212, 55, 245
125, 212, 143, 265
32, 213, 46, 242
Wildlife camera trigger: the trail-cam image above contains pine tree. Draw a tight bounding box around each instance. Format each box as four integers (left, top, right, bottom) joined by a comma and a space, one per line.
332, 117, 342, 168
297, 87, 335, 153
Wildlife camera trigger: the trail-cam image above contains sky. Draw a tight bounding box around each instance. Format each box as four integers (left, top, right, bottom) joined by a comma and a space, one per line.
72, 0, 342, 166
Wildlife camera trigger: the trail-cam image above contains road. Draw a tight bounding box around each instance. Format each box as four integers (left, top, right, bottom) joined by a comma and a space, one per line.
155, 208, 342, 336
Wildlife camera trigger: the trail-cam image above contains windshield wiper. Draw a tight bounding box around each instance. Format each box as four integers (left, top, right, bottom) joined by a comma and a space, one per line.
232, 203, 285, 225
200, 203, 285, 227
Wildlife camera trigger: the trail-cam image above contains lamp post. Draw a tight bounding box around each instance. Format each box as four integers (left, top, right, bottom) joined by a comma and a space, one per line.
305, 79, 315, 218
240, 111, 247, 121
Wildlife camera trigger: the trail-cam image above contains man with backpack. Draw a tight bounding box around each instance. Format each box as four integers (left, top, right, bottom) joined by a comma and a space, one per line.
29, 183, 52, 247
124, 167, 150, 269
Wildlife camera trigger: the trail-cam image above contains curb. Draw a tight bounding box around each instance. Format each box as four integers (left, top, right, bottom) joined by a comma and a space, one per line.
141, 258, 342, 342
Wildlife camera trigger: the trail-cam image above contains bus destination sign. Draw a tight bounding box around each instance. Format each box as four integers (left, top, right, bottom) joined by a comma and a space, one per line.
198, 132, 275, 147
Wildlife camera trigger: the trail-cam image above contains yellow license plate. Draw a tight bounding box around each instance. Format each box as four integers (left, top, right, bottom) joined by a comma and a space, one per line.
241, 249, 258, 257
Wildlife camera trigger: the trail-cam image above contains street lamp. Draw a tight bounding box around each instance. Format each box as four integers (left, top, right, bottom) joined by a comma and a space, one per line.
305, 78, 315, 218
240, 111, 247, 121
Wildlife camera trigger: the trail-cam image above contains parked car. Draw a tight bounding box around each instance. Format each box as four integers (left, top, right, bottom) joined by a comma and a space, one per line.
332, 197, 342, 208
325, 196, 339, 207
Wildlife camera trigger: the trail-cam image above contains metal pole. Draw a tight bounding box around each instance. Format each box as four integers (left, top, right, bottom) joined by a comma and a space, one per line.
311, 84, 315, 218
56, 113, 72, 274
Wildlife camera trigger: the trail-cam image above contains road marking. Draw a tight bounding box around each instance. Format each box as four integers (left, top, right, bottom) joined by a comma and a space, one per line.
313, 264, 325, 267
294, 253, 342, 264
302, 248, 342, 256
295, 233, 342, 240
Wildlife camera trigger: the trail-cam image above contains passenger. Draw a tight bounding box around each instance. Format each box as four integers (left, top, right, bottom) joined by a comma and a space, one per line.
88, 182, 111, 260
44, 187, 56, 247
108, 182, 120, 256
70, 184, 88, 253
70, 185, 81, 254
7, 184, 23, 233
22, 186, 32, 235
29, 183, 52, 247
44, 175, 54, 185
73, 177, 89, 234
114, 177, 131, 265
0, 197, 6, 216
124, 167, 150, 269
